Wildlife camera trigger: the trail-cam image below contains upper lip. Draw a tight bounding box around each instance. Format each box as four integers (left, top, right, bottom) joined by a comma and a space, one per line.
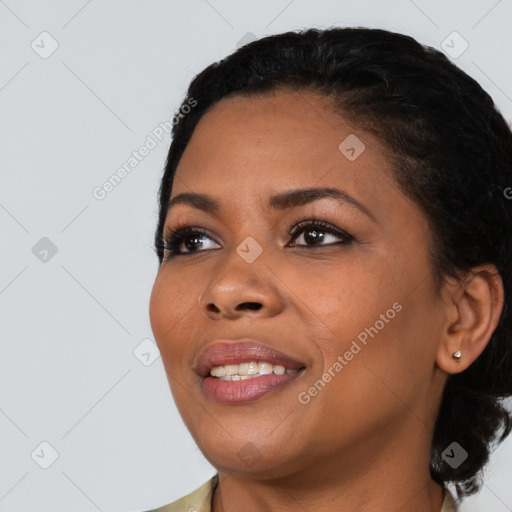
195, 339, 306, 378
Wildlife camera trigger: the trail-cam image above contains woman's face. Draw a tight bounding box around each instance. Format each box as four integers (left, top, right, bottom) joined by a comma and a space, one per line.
149, 89, 449, 478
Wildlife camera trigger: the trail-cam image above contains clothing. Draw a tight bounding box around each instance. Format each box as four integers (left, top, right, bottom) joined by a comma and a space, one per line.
147, 473, 459, 511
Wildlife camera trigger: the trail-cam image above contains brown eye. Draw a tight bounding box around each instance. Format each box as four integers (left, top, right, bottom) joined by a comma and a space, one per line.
288, 220, 354, 247
163, 227, 221, 258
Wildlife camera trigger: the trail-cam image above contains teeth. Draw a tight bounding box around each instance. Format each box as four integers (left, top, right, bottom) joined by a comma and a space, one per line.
224, 364, 239, 376
258, 362, 273, 375
219, 375, 252, 381
209, 361, 299, 380
210, 366, 226, 377
238, 362, 259, 376
273, 365, 285, 375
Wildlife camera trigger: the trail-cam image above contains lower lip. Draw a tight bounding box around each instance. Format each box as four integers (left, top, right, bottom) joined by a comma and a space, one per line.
201, 371, 304, 404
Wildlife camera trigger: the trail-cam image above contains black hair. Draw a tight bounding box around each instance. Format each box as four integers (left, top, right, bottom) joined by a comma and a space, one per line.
153, 26, 512, 500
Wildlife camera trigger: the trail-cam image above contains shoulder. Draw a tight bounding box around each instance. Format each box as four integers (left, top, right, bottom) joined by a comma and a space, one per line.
146, 474, 219, 512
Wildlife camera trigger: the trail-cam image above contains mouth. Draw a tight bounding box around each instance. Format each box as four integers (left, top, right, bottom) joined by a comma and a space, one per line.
210, 361, 299, 380
195, 340, 307, 404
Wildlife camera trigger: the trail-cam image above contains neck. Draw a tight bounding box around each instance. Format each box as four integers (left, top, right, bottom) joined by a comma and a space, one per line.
211, 419, 445, 512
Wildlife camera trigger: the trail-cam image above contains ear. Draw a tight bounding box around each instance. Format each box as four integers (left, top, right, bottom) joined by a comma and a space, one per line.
436, 264, 504, 374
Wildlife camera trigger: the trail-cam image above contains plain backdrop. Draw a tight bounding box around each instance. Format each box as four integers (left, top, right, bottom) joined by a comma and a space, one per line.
1, 0, 511, 511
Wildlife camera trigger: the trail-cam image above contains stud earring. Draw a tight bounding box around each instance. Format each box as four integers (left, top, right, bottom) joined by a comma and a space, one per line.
452, 350, 462, 360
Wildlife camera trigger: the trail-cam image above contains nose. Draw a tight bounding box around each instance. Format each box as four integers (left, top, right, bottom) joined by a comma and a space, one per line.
199, 263, 285, 321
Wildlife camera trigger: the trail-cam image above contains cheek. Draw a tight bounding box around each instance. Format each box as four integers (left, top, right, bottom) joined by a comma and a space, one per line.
149, 268, 200, 361
286, 257, 392, 345
318, 291, 439, 425
301, 308, 416, 437
149, 271, 205, 416
297, 256, 429, 398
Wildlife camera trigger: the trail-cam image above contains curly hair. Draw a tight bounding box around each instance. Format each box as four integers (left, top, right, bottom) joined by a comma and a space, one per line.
154, 26, 512, 500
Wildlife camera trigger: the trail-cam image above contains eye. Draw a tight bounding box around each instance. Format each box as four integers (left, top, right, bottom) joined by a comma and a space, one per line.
288, 219, 355, 248
160, 218, 355, 260
161, 226, 221, 258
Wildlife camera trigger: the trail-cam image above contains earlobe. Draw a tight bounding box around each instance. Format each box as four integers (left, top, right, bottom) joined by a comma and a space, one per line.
435, 265, 504, 375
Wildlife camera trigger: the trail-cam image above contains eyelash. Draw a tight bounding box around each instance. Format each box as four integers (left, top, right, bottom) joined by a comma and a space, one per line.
160, 216, 355, 259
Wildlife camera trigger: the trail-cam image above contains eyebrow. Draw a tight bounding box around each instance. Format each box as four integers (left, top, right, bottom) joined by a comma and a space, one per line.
166, 187, 377, 222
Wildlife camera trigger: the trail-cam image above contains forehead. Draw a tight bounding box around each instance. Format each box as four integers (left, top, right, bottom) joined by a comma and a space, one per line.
171, 89, 399, 214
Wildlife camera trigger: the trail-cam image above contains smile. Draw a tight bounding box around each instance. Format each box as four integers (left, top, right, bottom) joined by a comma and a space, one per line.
196, 339, 307, 403
210, 361, 299, 380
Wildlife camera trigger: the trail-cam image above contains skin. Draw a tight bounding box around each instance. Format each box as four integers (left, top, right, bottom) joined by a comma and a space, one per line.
149, 89, 504, 512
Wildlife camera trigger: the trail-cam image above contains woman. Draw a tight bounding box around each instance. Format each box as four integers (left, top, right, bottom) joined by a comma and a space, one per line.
147, 27, 512, 512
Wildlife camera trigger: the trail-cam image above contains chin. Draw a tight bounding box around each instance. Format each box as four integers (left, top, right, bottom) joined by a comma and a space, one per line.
193, 430, 305, 477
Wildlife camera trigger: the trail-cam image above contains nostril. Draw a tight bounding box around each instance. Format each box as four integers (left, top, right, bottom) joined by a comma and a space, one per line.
207, 303, 220, 313
237, 302, 262, 311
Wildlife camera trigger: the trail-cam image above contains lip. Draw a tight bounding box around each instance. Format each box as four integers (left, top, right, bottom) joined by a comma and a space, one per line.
195, 339, 307, 404
195, 339, 306, 378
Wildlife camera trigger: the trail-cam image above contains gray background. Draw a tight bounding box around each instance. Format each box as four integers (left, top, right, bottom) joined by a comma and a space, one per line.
1, 0, 511, 511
